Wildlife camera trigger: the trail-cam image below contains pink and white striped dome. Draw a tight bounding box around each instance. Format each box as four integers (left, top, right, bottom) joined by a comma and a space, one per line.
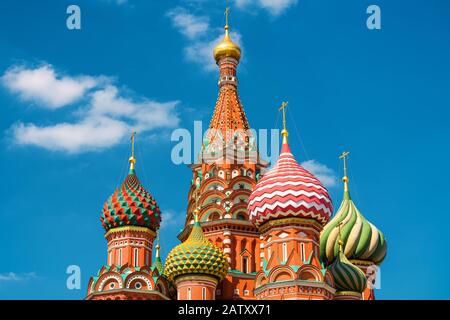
248, 143, 333, 227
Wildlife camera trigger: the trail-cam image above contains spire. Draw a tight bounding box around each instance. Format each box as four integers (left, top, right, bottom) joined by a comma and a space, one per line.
128, 132, 137, 173
279, 101, 289, 144
193, 209, 199, 224
339, 151, 350, 199
278, 101, 291, 154
225, 6, 230, 30
155, 230, 161, 259
152, 229, 164, 274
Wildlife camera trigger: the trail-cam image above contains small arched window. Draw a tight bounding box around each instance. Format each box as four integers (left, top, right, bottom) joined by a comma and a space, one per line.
209, 212, 220, 221
134, 248, 139, 267
188, 287, 192, 300
236, 213, 246, 220
242, 256, 248, 274
118, 248, 122, 266
300, 243, 306, 262
282, 243, 288, 262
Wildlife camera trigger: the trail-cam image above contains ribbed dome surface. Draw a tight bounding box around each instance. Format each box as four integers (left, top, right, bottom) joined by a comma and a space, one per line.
164, 219, 228, 281
248, 143, 333, 227
320, 189, 387, 265
329, 251, 367, 293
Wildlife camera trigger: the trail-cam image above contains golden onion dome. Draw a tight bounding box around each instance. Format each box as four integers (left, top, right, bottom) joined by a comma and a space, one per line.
213, 24, 241, 63
164, 213, 228, 282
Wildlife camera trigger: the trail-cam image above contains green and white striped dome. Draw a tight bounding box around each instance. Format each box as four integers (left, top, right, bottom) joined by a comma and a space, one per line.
329, 250, 367, 293
320, 177, 387, 265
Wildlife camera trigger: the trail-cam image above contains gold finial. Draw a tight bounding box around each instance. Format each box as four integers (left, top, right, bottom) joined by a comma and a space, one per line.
193, 188, 201, 223
279, 101, 289, 144
129, 132, 137, 171
213, 4, 241, 62
339, 151, 350, 192
155, 230, 160, 258
225, 6, 230, 30
193, 209, 199, 223
337, 221, 344, 253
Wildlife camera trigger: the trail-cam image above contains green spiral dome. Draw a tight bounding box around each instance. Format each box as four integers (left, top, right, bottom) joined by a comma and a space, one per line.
320, 183, 387, 265
329, 250, 367, 293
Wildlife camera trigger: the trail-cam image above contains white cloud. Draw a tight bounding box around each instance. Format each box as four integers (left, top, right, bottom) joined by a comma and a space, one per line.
5, 65, 180, 153
258, 0, 298, 16
301, 159, 338, 188
13, 117, 129, 153
1, 65, 101, 109
0, 272, 37, 282
102, 0, 127, 5
160, 209, 184, 230
236, 0, 297, 16
167, 7, 209, 39
89, 85, 179, 131
185, 31, 242, 71
167, 6, 243, 72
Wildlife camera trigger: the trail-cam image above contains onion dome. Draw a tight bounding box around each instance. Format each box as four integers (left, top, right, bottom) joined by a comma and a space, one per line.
100, 133, 161, 232
213, 9, 241, 63
320, 152, 387, 265
329, 241, 367, 293
248, 103, 333, 227
164, 212, 228, 282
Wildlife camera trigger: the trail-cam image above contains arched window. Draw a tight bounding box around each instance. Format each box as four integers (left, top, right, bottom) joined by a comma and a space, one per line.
242, 256, 248, 274
188, 288, 192, 300
202, 287, 206, 300
134, 248, 139, 267
300, 243, 306, 262
108, 251, 112, 265
146, 251, 150, 266
236, 213, 246, 220
209, 212, 220, 221
282, 243, 287, 262
267, 247, 271, 259
118, 248, 122, 266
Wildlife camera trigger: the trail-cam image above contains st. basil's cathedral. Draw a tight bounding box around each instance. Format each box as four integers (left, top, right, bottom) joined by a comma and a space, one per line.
85, 10, 387, 301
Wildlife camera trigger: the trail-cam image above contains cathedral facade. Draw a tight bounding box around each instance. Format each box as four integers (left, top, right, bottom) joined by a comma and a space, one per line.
86, 13, 387, 301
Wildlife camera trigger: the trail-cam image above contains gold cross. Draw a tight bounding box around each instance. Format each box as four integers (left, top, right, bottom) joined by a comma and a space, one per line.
225, 6, 230, 27
131, 131, 136, 159
339, 151, 350, 177
279, 101, 289, 132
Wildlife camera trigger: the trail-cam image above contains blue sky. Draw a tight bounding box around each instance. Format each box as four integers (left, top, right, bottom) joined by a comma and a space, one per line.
0, 0, 449, 299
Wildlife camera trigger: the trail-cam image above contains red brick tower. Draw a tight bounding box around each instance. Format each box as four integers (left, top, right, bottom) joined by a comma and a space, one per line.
177, 9, 268, 299
86, 134, 170, 300
248, 106, 335, 300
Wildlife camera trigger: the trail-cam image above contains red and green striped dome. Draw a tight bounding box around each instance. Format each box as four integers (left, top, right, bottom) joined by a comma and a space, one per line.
100, 169, 161, 231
